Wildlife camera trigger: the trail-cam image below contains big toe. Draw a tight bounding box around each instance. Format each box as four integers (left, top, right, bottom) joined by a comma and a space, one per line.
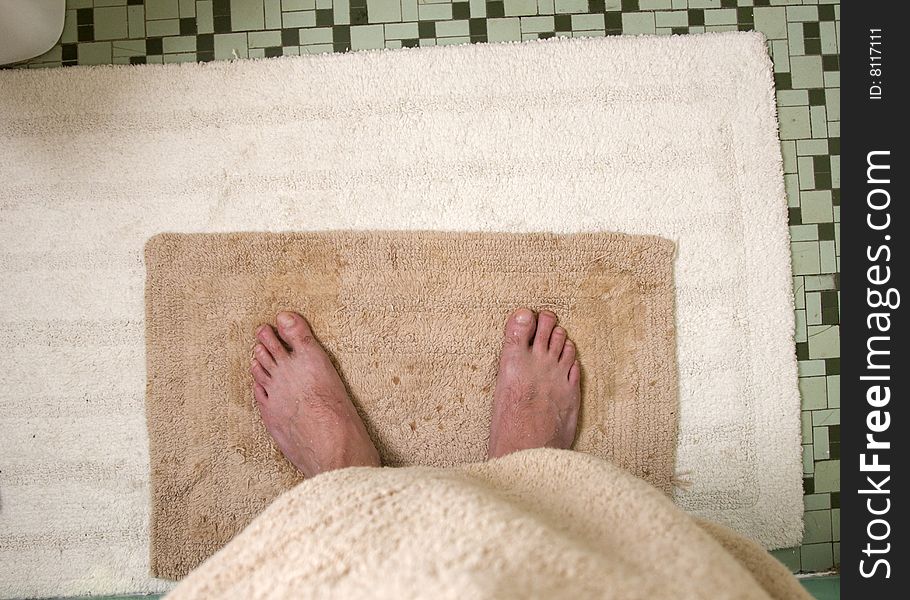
276, 311, 316, 351
503, 308, 536, 347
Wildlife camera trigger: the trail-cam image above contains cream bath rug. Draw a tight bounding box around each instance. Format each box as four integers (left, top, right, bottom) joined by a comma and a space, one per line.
145, 231, 678, 579
0, 32, 801, 597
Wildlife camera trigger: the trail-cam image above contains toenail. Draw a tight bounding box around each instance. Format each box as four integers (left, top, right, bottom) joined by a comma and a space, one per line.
277, 312, 294, 327
514, 310, 532, 324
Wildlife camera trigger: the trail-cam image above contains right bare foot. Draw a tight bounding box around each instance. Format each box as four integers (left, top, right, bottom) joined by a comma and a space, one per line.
250, 311, 381, 478
488, 308, 581, 459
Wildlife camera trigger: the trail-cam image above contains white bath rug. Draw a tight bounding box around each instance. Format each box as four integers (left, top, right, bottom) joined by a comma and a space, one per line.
0, 32, 801, 597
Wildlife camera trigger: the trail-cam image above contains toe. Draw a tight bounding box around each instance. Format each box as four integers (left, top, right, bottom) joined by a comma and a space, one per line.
257, 325, 288, 360
276, 311, 316, 352
560, 339, 576, 367
533, 310, 557, 351
569, 360, 581, 386
253, 381, 268, 404
549, 326, 567, 356
503, 308, 537, 347
250, 359, 271, 384
253, 343, 276, 370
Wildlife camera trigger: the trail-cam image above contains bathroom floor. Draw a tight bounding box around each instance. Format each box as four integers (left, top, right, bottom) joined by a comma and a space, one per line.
11, 0, 840, 580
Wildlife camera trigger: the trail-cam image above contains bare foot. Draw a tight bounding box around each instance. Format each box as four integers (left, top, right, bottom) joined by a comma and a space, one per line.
250, 311, 380, 477
488, 308, 581, 459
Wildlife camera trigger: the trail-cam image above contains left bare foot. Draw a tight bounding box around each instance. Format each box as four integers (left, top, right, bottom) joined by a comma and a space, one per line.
250, 311, 380, 477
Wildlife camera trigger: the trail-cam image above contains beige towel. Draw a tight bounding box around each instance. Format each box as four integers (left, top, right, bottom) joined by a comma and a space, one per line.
166, 449, 810, 600
145, 231, 678, 578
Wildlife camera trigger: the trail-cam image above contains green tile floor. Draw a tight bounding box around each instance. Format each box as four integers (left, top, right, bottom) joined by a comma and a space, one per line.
8, 0, 840, 584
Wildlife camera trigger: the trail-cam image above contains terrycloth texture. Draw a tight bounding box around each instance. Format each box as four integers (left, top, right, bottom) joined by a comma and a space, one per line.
0, 32, 801, 597
166, 449, 811, 600
145, 231, 679, 579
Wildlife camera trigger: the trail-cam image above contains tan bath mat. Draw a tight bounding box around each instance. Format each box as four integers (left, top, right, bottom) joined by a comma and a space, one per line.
145, 231, 678, 579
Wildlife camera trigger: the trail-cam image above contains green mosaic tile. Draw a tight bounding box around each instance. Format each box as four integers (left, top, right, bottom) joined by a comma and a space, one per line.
803, 493, 831, 511
94, 6, 129, 40
797, 156, 815, 189
522, 15, 556, 33
265, 0, 282, 28
791, 241, 820, 276
798, 376, 826, 410
812, 409, 839, 428
164, 51, 198, 62
753, 6, 787, 38
813, 460, 839, 494
786, 5, 818, 23
794, 310, 807, 343
810, 105, 828, 137
778, 106, 811, 140
401, 0, 418, 21
112, 40, 147, 57
573, 13, 605, 30
284, 10, 316, 27
284, 0, 316, 9
214, 31, 250, 58
801, 412, 813, 442
812, 426, 829, 461
797, 138, 828, 155
802, 444, 814, 474
801, 543, 834, 572
556, 0, 588, 13
777, 89, 807, 106
332, 0, 350, 26
78, 41, 113, 64
385, 22, 419, 39
804, 509, 833, 544
782, 147, 798, 177
301, 26, 333, 44
504, 0, 538, 16
803, 275, 836, 292
622, 12, 656, 34
704, 8, 736, 26
146, 18, 181, 37
807, 325, 838, 359
8, 0, 842, 577
826, 375, 839, 408
128, 4, 146, 38
655, 10, 688, 27
232, 0, 266, 29
351, 23, 385, 48
798, 359, 826, 378
819, 240, 836, 274
146, 0, 180, 21
639, 0, 672, 9
800, 190, 833, 224
488, 17, 522, 40
772, 547, 802, 572
163, 35, 197, 53
369, 0, 402, 23
179, 0, 196, 18
249, 30, 283, 47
